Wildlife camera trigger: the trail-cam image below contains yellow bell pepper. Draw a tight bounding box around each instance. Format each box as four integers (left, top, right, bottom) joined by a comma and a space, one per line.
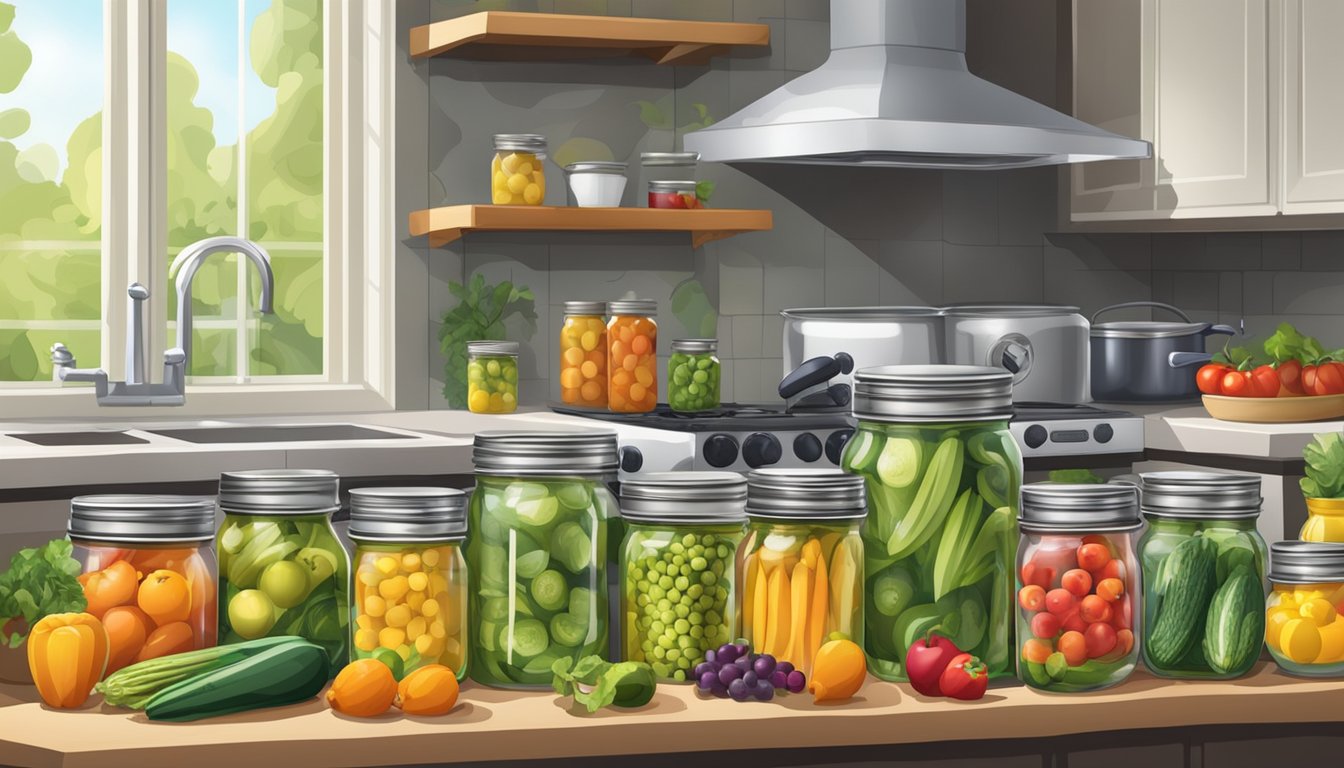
27, 612, 109, 709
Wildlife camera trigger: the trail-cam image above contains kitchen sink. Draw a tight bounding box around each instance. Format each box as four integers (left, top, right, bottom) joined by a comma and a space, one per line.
10, 431, 150, 447
144, 424, 415, 444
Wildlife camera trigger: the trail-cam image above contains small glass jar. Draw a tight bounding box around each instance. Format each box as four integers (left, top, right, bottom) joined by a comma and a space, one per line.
607, 299, 658, 413
491, 134, 547, 205
1301, 498, 1344, 542
467, 341, 520, 414
559, 301, 607, 408
620, 472, 747, 682
1015, 484, 1141, 693
1138, 472, 1267, 679
640, 151, 699, 182
648, 180, 701, 209
217, 470, 350, 673
1266, 541, 1344, 677
668, 339, 721, 412
349, 487, 469, 681
737, 469, 866, 678
67, 495, 218, 675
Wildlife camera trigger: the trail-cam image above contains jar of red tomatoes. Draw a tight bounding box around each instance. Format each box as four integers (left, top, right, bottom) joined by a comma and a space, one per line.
647, 180, 702, 209
1016, 483, 1140, 692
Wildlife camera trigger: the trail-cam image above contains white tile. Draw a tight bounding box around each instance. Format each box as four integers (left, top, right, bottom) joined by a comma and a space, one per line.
761, 314, 784, 359
763, 265, 825, 313
716, 316, 734, 359
823, 234, 881, 307
717, 249, 765, 315
877, 240, 943, 305
730, 314, 764, 358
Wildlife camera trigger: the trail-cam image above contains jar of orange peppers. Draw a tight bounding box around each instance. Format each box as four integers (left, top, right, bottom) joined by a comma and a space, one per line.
67, 495, 218, 676
607, 299, 658, 413
560, 300, 608, 408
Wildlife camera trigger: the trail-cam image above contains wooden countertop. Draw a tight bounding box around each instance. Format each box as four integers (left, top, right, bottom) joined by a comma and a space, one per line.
2, 664, 1342, 768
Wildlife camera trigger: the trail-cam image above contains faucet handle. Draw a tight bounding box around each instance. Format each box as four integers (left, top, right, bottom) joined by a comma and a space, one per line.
163, 348, 186, 366
51, 343, 74, 366
128, 282, 149, 300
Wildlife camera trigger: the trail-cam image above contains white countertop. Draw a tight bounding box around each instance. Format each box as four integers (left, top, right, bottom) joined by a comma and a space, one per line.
1129, 404, 1338, 460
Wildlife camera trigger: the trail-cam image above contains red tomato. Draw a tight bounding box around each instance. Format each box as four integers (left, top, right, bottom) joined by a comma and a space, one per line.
1098, 559, 1126, 582
1316, 362, 1344, 395
1058, 631, 1088, 667
1018, 585, 1046, 612
1303, 365, 1319, 395
1061, 569, 1093, 598
1045, 588, 1077, 616
1096, 577, 1125, 602
1196, 364, 1229, 395
1115, 628, 1135, 655
1079, 594, 1109, 623
1084, 622, 1118, 658
1020, 562, 1056, 589
1076, 543, 1111, 573
1030, 611, 1061, 639
1061, 607, 1088, 634
1279, 359, 1305, 395
1249, 364, 1281, 398
1113, 595, 1133, 631
1220, 370, 1251, 397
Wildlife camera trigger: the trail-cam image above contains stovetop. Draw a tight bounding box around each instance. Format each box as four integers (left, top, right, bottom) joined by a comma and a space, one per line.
1011, 402, 1138, 422
549, 403, 851, 433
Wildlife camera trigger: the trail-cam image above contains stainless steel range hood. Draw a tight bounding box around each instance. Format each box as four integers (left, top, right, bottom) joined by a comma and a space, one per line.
684, 0, 1151, 170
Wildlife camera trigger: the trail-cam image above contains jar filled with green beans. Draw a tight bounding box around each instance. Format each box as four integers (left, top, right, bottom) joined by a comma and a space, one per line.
668, 339, 721, 412
620, 472, 747, 681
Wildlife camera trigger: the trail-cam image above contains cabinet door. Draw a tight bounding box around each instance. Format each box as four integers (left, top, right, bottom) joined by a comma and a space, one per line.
1282, 0, 1344, 213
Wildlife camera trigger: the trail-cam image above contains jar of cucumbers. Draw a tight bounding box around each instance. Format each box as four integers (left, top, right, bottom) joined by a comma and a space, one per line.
468, 431, 618, 688
840, 365, 1020, 682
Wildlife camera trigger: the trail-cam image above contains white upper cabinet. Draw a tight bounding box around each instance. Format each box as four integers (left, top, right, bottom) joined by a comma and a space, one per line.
1282, 0, 1344, 213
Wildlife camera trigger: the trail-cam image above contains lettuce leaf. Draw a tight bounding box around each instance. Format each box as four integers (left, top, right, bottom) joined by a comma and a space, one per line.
1302, 432, 1344, 500
0, 539, 87, 647
551, 655, 656, 713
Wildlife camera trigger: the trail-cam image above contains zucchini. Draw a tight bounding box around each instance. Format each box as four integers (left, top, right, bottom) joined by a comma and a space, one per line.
932, 490, 979, 599
886, 436, 964, 559
875, 436, 922, 488
144, 640, 329, 722
1201, 565, 1265, 675
842, 429, 882, 474
97, 635, 307, 710
1145, 536, 1218, 668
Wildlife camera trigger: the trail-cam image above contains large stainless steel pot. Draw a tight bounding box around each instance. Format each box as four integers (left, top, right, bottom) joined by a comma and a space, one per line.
780, 307, 943, 388
1090, 302, 1238, 403
944, 304, 1090, 404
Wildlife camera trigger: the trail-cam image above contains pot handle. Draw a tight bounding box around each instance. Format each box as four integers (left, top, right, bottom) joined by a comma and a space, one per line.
1203, 324, 1239, 338
1090, 301, 1192, 324
1169, 351, 1213, 369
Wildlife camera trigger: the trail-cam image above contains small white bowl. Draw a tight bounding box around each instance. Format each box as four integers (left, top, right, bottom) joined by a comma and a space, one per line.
565, 161, 628, 207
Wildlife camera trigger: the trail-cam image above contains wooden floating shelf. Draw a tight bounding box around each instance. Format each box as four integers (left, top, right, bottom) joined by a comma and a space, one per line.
408, 11, 770, 65
409, 205, 774, 248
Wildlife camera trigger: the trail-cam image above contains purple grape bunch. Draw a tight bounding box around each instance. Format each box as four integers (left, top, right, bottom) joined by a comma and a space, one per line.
694, 640, 806, 702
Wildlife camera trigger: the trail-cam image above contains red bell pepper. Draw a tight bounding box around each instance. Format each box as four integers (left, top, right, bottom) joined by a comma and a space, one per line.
939, 653, 989, 701
906, 628, 959, 697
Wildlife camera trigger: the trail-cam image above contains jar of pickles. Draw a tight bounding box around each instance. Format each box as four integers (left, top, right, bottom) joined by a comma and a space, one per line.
737, 469, 865, 677
349, 487, 469, 681
67, 495, 218, 675
216, 470, 350, 672
620, 472, 747, 682
468, 431, 618, 688
668, 339, 721, 412
490, 134, 546, 206
560, 301, 607, 408
607, 299, 657, 413
1266, 541, 1344, 676
1015, 484, 1141, 692
467, 341, 520, 414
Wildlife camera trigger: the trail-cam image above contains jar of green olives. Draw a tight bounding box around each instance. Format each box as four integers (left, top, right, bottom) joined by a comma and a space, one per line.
668, 338, 721, 412
619, 472, 747, 681
467, 341, 520, 414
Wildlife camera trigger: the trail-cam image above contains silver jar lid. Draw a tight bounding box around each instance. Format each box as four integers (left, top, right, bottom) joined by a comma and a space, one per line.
348, 487, 467, 542
852, 365, 1014, 423
607, 299, 657, 316
468, 340, 519, 356
745, 469, 867, 520
1139, 471, 1262, 519
641, 151, 699, 167
1269, 541, 1344, 584
564, 161, 627, 175
648, 180, 697, 193
218, 469, 340, 516
564, 300, 607, 316
671, 338, 717, 354
493, 133, 547, 153
473, 430, 619, 477
620, 472, 748, 524
68, 495, 217, 543
1019, 483, 1141, 532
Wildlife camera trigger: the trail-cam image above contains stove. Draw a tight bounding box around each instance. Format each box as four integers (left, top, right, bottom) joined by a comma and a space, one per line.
1010, 402, 1144, 461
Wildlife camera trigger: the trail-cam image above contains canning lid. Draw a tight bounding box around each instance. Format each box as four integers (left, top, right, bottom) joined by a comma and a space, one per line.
218, 469, 340, 516
563, 300, 607, 317
620, 472, 747, 524
68, 495, 217, 543
468, 340, 519, 356
1269, 541, 1344, 584
640, 151, 699, 167
671, 338, 717, 354
1019, 483, 1140, 532
648, 180, 697, 193
564, 161, 627, 175
852, 365, 1014, 423
745, 469, 867, 520
473, 430, 619, 477
607, 299, 657, 316
493, 133, 547, 153
1139, 471, 1262, 520
348, 487, 468, 542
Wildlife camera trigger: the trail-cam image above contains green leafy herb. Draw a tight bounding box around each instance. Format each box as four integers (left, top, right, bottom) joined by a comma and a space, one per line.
0, 539, 87, 647
695, 180, 715, 204
1302, 432, 1344, 500
1265, 323, 1326, 364
437, 273, 536, 409
1047, 469, 1106, 485
551, 655, 656, 713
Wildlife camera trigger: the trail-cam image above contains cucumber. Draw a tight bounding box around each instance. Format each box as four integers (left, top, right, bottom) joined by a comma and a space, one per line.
1145, 536, 1218, 668
550, 612, 589, 647
873, 570, 917, 617
886, 436, 964, 559
876, 436, 922, 488
1201, 565, 1265, 675
530, 569, 569, 612
932, 490, 979, 599
508, 618, 550, 658
97, 636, 306, 709
144, 641, 329, 722
843, 429, 882, 473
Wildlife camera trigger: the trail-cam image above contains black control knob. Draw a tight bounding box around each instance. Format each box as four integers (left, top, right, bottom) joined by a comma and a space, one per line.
1024, 425, 1048, 449
703, 434, 740, 468
794, 433, 823, 463
1093, 423, 1114, 444
620, 445, 644, 473
824, 428, 854, 465
742, 433, 783, 468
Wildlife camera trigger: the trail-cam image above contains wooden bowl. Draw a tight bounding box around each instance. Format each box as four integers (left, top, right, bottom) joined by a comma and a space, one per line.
1202, 393, 1344, 423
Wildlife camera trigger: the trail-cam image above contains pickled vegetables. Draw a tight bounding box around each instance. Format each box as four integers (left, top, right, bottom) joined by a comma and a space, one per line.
560, 312, 607, 407
467, 353, 519, 414
668, 342, 721, 412
1266, 584, 1344, 674
491, 150, 545, 206
608, 313, 657, 413
352, 544, 467, 681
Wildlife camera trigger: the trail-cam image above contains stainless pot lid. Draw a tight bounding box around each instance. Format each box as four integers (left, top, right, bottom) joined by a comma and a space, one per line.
1019, 483, 1141, 532
69, 495, 218, 542
473, 430, 619, 477
620, 472, 748, 524
1269, 541, 1344, 584
745, 469, 867, 520
781, 306, 943, 321
1090, 320, 1211, 339
944, 303, 1081, 317
1139, 471, 1262, 519
219, 469, 340, 516
348, 487, 468, 542
853, 364, 1014, 423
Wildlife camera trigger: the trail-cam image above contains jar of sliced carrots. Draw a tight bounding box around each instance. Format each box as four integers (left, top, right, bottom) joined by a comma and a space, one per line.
559, 301, 607, 408
607, 299, 658, 413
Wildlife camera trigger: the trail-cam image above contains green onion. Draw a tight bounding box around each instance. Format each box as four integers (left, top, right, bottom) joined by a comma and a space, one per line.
96, 636, 305, 709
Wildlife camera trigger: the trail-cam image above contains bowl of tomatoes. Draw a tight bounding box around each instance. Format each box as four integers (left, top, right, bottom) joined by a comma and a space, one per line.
1196, 324, 1344, 423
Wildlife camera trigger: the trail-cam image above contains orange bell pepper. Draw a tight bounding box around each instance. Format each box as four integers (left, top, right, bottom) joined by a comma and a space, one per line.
27, 612, 109, 709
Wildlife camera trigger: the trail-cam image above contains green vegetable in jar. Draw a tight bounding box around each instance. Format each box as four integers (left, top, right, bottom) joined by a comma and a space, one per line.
468, 355, 520, 414
668, 346, 721, 412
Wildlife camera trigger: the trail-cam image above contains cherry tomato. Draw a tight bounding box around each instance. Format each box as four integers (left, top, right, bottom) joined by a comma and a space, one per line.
1061, 609, 1088, 635
1114, 595, 1133, 631
1084, 622, 1118, 658
1045, 588, 1077, 616
1079, 594, 1109, 623
1076, 543, 1111, 572
1058, 630, 1088, 666
1249, 364, 1281, 398
1096, 577, 1125, 602
1020, 562, 1056, 590
1303, 364, 1319, 395
1018, 584, 1046, 612
1095, 558, 1126, 583
1196, 363, 1229, 395
1279, 359, 1305, 395
1061, 569, 1093, 598
1220, 369, 1251, 397
1030, 611, 1061, 639
1315, 361, 1344, 395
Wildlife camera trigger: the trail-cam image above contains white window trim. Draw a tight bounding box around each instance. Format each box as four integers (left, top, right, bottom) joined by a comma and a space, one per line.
1, 0, 397, 420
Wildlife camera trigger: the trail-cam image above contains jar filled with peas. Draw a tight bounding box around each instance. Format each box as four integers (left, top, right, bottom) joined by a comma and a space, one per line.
619, 472, 747, 682
607, 299, 658, 413
490, 134, 546, 206
668, 339, 721, 412
467, 341, 520, 414
559, 301, 607, 408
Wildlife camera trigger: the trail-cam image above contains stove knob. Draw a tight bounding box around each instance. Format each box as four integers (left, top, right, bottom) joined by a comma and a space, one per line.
825, 429, 855, 465
1093, 423, 1114, 444
793, 433, 823, 463
620, 445, 644, 473
1024, 425, 1048, 449
703, 434, 740, 468
742, 433, 783, 468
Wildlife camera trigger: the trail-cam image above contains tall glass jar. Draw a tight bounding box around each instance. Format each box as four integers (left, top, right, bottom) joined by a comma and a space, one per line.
468, 431, 618, 688
738, 469, 866, 677
216, 469, 350, 673
490, 134, 546, 205
840, 365, 1021, 681
560, 301, 607, 408
1138, 472, 1267, 679
619, 472, 746, 682
1015, 484, 1141, 692
67, 495, 218, 676
668, 339, 721, 412
1266, 541, 1344, 677
467, 341, 520, 414
348, 487, 469, 681
607, 299, 657, 413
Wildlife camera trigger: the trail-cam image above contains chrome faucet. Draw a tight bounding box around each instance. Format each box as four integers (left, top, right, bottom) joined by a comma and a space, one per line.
51, 236, 276, 406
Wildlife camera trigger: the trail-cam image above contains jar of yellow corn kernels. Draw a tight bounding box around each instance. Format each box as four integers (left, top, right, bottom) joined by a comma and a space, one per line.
560, 301, 607, 408
491, 134, 547, 206
349, 487, 469, 681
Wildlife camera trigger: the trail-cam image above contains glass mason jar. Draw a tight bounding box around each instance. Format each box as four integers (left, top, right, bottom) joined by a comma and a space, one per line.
1301, 498, 1344, 543
738, 469, 866, 678
668, 339, 721, 412
640, 151, 699, 182
67, 495, 218, 675
1266, 541, 1344, 677
348, 487, 469, 681
468, 431, 618, 688
216, 470, 350, 673
1138, 472, 1267, 679
647, 180, 701, 209
607, 299, 658, 413
559, 300, 608, 408
840, 365, 1021, 682
1015, 484, 1141, 692
467, 341, 520, 414
619, 472, 746, 682
490, 133, 547, 206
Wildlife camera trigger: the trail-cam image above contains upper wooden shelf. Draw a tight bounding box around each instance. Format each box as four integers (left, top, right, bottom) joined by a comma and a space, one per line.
408, 11, 770, 65
409, 205, 774, 248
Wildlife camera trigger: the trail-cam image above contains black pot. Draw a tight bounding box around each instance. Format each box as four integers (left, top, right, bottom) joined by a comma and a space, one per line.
1089, 302, 1237, 403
